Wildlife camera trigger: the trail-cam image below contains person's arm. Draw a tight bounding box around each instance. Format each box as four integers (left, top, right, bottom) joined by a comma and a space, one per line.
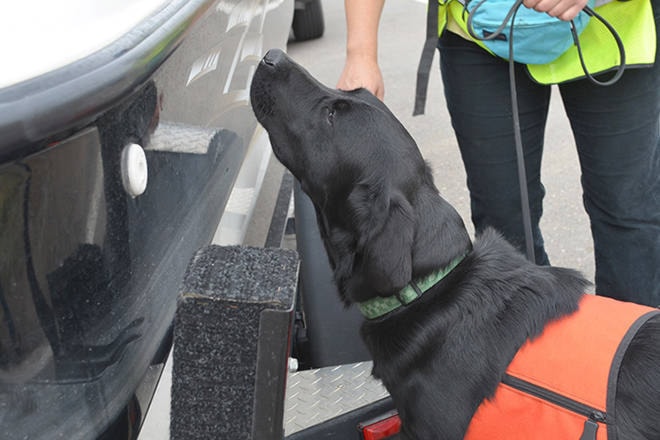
336, 0, 386, 100
523, 0, 589, 21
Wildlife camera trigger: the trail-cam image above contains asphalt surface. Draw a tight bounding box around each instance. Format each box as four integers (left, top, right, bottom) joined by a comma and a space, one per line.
251, 0, 596, 283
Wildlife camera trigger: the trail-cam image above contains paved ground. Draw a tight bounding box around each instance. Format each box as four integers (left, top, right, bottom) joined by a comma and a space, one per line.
254, 0, 596, 282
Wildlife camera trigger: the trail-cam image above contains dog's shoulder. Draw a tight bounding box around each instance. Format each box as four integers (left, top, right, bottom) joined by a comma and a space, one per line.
469, 227, 589, 311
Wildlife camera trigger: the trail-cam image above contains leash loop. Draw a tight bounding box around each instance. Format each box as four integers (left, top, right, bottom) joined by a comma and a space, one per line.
572, 6, 626, 86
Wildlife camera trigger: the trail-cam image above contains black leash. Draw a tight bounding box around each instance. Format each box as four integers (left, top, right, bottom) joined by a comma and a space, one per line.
572, 5, 626, 86
466, 0, 626, 262
415, 0, 627, 263
506, 2, 537, 262
414, 0, 440, 116
466, 0, 627, 87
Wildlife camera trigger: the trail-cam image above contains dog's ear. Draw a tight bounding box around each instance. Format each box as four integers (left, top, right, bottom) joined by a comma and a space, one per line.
347, 182, 415, 297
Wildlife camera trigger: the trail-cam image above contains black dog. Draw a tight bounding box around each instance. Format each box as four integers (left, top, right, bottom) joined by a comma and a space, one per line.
250, 49, 660, 440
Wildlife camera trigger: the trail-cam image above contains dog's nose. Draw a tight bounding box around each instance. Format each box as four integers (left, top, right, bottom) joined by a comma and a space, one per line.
262, 48, 286, 67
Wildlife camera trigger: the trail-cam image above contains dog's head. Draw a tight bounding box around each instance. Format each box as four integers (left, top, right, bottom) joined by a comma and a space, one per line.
250, 49, 470, 303
251, 50, 420, 196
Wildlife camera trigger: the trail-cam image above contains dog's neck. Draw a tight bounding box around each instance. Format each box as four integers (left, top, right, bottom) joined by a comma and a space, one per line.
357, 254, 466, 319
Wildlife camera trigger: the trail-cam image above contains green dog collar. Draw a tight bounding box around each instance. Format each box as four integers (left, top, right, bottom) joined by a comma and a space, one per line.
357, 255, 466, 320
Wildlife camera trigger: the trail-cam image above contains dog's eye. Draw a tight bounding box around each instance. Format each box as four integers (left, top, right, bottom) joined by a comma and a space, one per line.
327, 108, 336, 125
327, 101, 348, 125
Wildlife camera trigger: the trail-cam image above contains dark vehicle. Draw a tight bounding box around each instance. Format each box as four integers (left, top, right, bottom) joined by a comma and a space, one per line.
293, 0, 325, 41
0, 0, 293, 438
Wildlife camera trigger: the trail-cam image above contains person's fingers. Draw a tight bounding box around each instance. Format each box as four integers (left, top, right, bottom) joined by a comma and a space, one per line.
523, 0, 587, 20
336, 63, 385, 100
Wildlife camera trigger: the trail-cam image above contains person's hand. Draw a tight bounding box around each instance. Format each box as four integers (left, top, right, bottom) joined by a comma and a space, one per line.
523, 0, 589, 21
337, 55, 385, 100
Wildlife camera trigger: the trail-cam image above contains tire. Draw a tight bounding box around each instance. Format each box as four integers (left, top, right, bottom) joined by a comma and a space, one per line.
292, 0, 325, 42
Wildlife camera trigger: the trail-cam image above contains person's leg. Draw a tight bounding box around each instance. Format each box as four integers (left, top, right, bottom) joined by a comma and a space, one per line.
559, 2, 660, 306
437, 32, 551, 264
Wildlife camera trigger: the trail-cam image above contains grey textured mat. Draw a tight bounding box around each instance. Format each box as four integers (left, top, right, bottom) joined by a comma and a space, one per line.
171, 245, 297, 440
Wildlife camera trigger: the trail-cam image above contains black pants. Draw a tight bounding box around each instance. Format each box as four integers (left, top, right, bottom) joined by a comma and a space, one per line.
437, 3, 660, 306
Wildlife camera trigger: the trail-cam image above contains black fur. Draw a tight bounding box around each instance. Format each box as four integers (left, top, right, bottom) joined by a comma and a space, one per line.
250, 49, 660, 440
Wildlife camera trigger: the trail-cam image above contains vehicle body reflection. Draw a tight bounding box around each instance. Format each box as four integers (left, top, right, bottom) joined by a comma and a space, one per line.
0, 0, 293, 438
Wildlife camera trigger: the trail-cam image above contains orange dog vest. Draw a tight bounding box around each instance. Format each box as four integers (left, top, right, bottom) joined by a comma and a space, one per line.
465, 294, 659, 440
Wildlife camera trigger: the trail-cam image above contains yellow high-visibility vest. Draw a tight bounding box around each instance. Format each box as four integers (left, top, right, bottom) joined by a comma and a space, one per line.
439, 0, 656, 84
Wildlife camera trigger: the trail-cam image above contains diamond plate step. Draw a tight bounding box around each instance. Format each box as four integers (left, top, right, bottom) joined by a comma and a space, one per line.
284, 362, 390, 435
